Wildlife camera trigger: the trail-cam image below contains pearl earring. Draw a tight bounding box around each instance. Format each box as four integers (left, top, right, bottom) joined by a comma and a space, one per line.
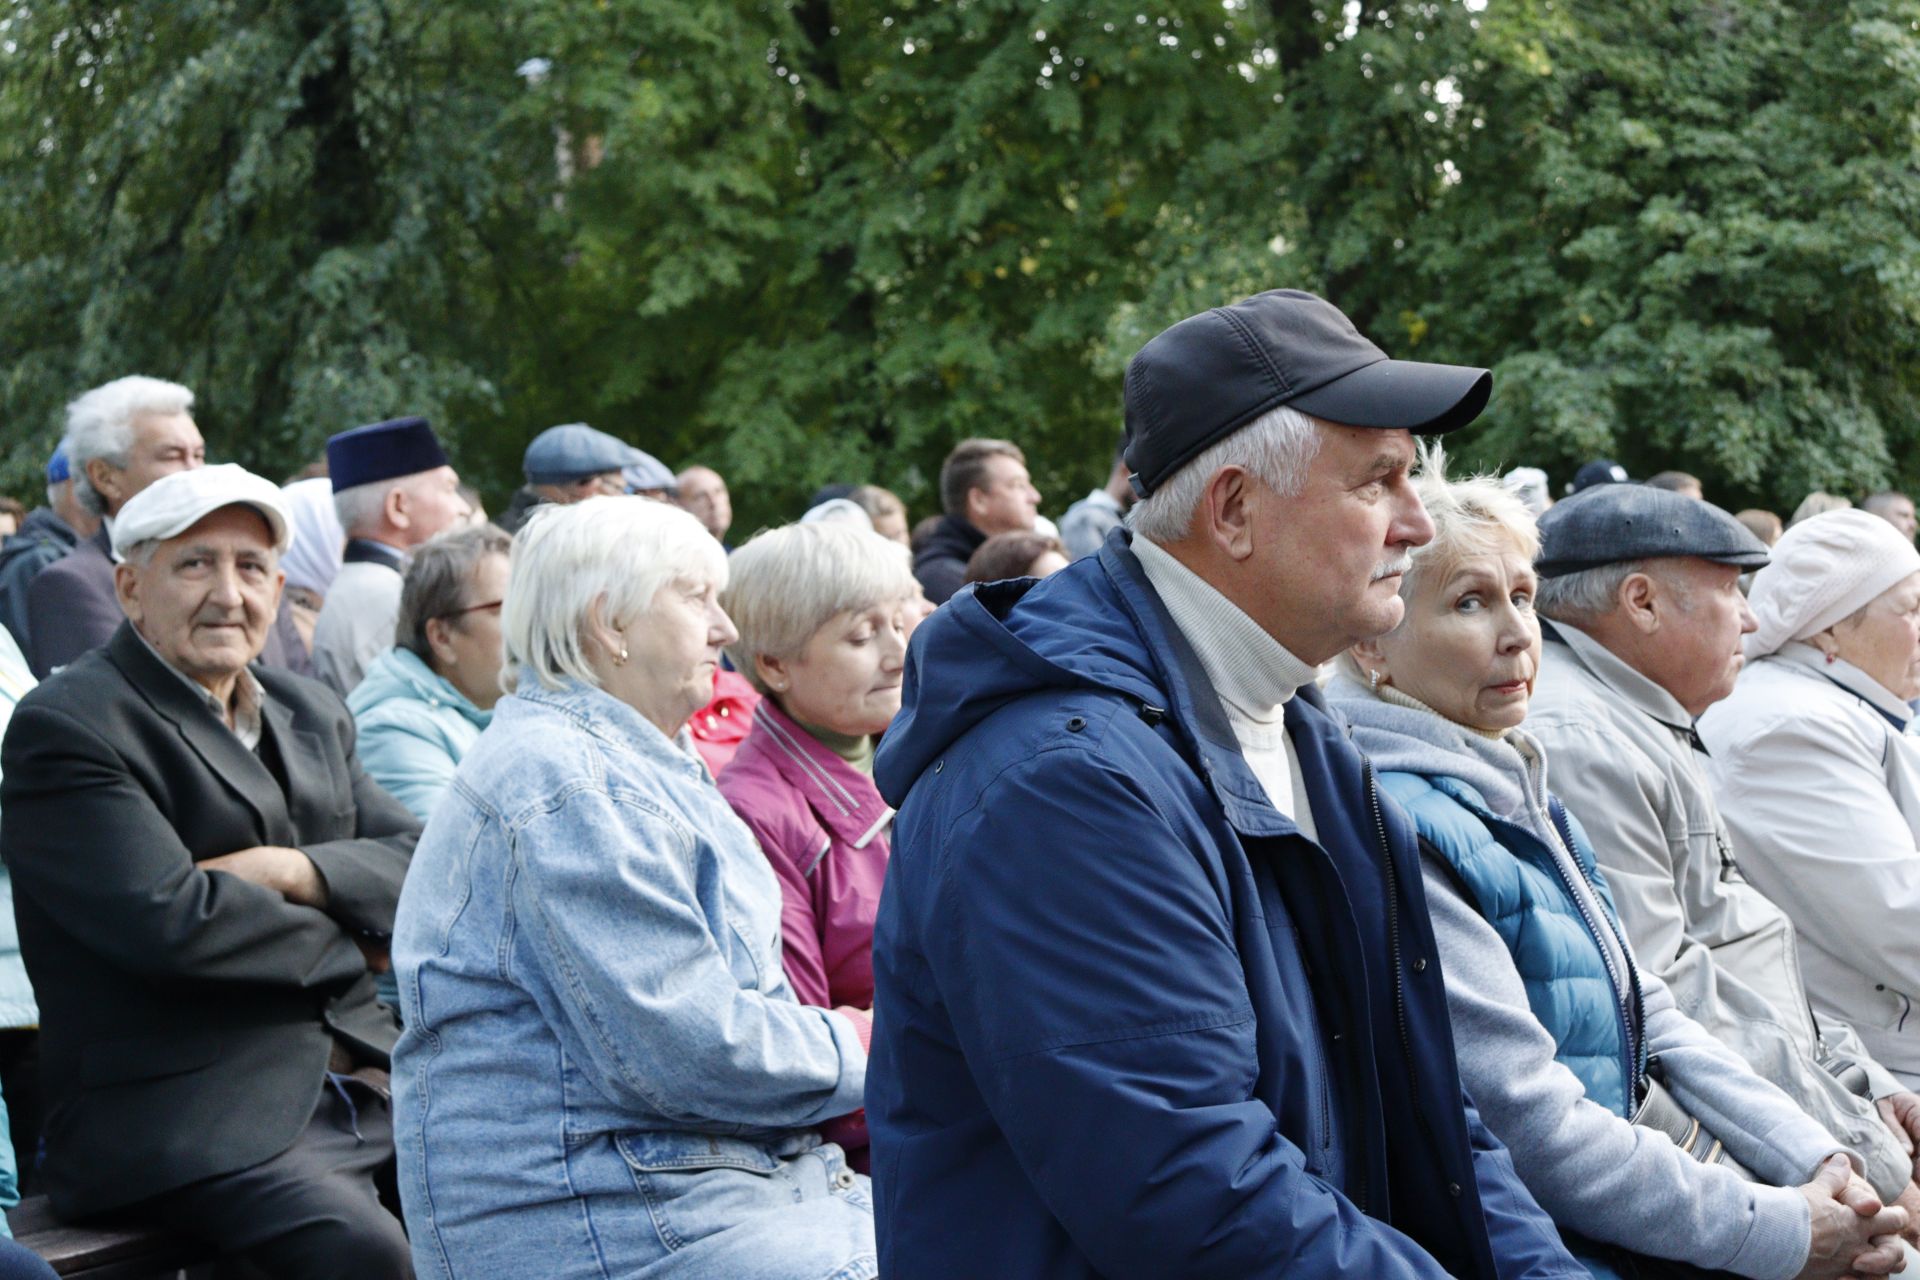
1369, 669, 1382, 691
615, 645, 629, 666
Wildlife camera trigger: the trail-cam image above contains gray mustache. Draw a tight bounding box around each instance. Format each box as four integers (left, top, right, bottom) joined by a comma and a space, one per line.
1371, 555, 1414, 582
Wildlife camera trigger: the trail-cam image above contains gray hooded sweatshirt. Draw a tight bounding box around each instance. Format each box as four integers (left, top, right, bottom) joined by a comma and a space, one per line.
1329, 675, 1842, 1280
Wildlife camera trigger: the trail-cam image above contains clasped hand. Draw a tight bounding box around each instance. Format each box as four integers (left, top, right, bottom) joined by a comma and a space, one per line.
1797, 1155, 1908, 1279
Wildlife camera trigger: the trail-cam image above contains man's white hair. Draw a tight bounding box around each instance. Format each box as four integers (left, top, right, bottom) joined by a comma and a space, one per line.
502, 495, 728, 693
65, 376, 195, 517
332, 480, 396, 536
1126, 404, 1323, 544
722, 522, 919, 695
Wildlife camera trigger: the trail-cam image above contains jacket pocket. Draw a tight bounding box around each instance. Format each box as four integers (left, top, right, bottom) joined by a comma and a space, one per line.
615, 1132, 791, 1256
80, 1033, 222, 1087
615, 1131, 783, 1175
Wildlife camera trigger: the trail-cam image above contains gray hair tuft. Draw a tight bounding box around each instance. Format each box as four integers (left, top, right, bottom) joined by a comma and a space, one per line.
1126, 403, 1323, 544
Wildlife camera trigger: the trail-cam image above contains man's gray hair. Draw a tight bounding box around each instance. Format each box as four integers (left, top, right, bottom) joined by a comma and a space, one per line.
333, 479, 398, 535
1536, 560, 1652, 624
1126, 404, 1323, 544
396, 524, 513, 659
65, 376, 194, 517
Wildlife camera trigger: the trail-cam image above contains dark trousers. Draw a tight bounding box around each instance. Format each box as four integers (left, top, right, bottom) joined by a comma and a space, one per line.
125, 1077, 410, 1280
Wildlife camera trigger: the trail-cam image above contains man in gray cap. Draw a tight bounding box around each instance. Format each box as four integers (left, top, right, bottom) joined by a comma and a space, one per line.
1528, 483, 1920, 1226
495, 423, 637, 534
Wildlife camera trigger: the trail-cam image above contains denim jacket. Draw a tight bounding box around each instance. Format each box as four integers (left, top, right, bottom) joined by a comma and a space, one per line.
391, 675, 872, 1279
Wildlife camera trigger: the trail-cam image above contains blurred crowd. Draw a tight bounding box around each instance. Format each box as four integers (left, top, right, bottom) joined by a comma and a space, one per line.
0, 291, 1918, 1279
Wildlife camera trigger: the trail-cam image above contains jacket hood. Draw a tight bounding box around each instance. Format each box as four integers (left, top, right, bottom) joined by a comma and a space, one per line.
876, 549, 1170, 806
911, 513, 985, 569
347, 645, 491, 730
1, 507, 78, 554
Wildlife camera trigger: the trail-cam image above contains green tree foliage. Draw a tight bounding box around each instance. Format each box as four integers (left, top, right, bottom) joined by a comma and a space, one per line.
4, 0, 1920, 522
1237, 0, 1920, 508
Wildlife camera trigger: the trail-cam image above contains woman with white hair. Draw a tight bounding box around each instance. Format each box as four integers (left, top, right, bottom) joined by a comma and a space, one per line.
1701, 510, 1920, 1088
1329, 456, 1900, 1280
389, 497, 875, 1280
716, 523, 919, 1172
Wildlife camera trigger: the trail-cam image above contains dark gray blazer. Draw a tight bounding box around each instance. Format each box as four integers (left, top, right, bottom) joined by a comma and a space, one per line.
0, 624, 420, 1217
25, 527, 313, 680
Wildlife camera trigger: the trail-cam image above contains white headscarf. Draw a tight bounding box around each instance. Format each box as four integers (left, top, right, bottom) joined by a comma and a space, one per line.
1745, 509, 1920, 659
279, 476, 345, 595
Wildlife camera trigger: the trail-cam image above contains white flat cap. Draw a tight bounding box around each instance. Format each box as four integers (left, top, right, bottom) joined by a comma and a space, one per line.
110, 464, 293, 561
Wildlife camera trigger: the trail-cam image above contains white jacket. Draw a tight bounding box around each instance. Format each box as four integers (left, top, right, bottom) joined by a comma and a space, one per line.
1701, 644, 1920, 1085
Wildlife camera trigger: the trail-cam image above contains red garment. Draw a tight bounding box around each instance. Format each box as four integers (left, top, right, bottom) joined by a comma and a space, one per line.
687, 669, 759, 778
718, 698, 893, 1169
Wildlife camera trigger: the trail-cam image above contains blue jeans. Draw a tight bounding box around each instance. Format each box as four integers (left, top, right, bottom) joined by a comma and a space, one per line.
406, 1131, 875, 1280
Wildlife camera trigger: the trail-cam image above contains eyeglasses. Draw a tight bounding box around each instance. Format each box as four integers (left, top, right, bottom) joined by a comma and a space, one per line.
438, 599, 503, 621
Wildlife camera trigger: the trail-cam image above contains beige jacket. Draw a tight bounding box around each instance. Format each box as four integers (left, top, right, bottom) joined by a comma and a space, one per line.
1527, 620, 1913, 1197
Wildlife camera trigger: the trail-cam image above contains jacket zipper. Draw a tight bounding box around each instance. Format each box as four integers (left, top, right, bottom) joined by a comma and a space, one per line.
1365, 762, 1450, 1215
1544, 801, 1646, 1105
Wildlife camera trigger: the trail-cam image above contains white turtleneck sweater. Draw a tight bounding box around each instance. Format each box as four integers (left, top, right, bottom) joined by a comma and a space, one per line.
1133, 536, 1320, 839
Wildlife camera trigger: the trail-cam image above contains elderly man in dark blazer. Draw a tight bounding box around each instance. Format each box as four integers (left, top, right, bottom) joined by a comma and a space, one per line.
1, 464, 419, 1279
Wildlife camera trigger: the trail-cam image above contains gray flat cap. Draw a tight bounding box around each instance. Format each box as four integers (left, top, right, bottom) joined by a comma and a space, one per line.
524, 423, 641, 484
1535, 483, 1770, 579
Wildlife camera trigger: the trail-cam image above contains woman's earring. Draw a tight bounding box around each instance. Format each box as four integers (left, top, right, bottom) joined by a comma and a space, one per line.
1368, 669, 1382, 691
1825, 650, 1837, 666
616, 645, 630, 666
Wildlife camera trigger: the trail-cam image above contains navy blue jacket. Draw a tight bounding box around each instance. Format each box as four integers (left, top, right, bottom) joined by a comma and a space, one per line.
870, 531, 1581, 1279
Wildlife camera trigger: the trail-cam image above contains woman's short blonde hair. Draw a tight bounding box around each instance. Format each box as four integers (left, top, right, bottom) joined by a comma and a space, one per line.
1403, 444, 1541, 596
1338, 445, 1539, 680
503, 495, 727, 692
722, 521, 918, 694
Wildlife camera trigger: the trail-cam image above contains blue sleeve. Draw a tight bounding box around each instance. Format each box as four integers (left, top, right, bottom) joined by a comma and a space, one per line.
1460, 1088, 1587, 1280
0, 1085, 18, 1234
923, 751, 1458, 1279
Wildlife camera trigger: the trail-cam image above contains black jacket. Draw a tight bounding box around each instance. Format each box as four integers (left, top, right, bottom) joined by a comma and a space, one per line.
0, 624, 421, 1216
494, 486, 549, 535
911, 514, 986, 605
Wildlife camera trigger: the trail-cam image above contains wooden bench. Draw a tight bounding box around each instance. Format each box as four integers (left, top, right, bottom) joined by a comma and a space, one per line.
11, 1196, 212, 1279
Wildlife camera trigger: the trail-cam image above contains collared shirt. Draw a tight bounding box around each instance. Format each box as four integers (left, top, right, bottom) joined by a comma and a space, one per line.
1132, 535, 1319, 836
133, 627, 266, 750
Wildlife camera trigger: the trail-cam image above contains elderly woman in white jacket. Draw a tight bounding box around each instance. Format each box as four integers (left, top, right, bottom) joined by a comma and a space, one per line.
1701, 509, 1920, 1087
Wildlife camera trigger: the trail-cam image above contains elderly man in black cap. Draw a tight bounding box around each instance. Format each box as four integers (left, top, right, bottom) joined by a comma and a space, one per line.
867, 290, 1586, 1278
1528, 484, 1920, 1238
494, 422, 637, 534
312, 417, 469, 696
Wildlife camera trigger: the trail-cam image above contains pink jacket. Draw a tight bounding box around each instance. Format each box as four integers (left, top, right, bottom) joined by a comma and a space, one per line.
718, 699, 893, 1167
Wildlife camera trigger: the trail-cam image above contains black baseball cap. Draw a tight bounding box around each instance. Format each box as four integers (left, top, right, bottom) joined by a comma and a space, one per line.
1122, 289, 1492, 498
1535, 483, 1770, 579
1568, 458, 1630, 494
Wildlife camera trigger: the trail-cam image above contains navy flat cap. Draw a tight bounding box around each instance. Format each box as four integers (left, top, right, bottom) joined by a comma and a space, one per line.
1536, 483, 1770, 579
327, 417, 450, 492
523, 423, 641, 484
1122, 289, 1492, 498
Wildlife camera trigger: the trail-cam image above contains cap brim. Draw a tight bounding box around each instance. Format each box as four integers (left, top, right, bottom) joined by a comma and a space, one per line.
115, 500, 291, 561
1537, 548, 1771, 579
1287, 358, 1491, 434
